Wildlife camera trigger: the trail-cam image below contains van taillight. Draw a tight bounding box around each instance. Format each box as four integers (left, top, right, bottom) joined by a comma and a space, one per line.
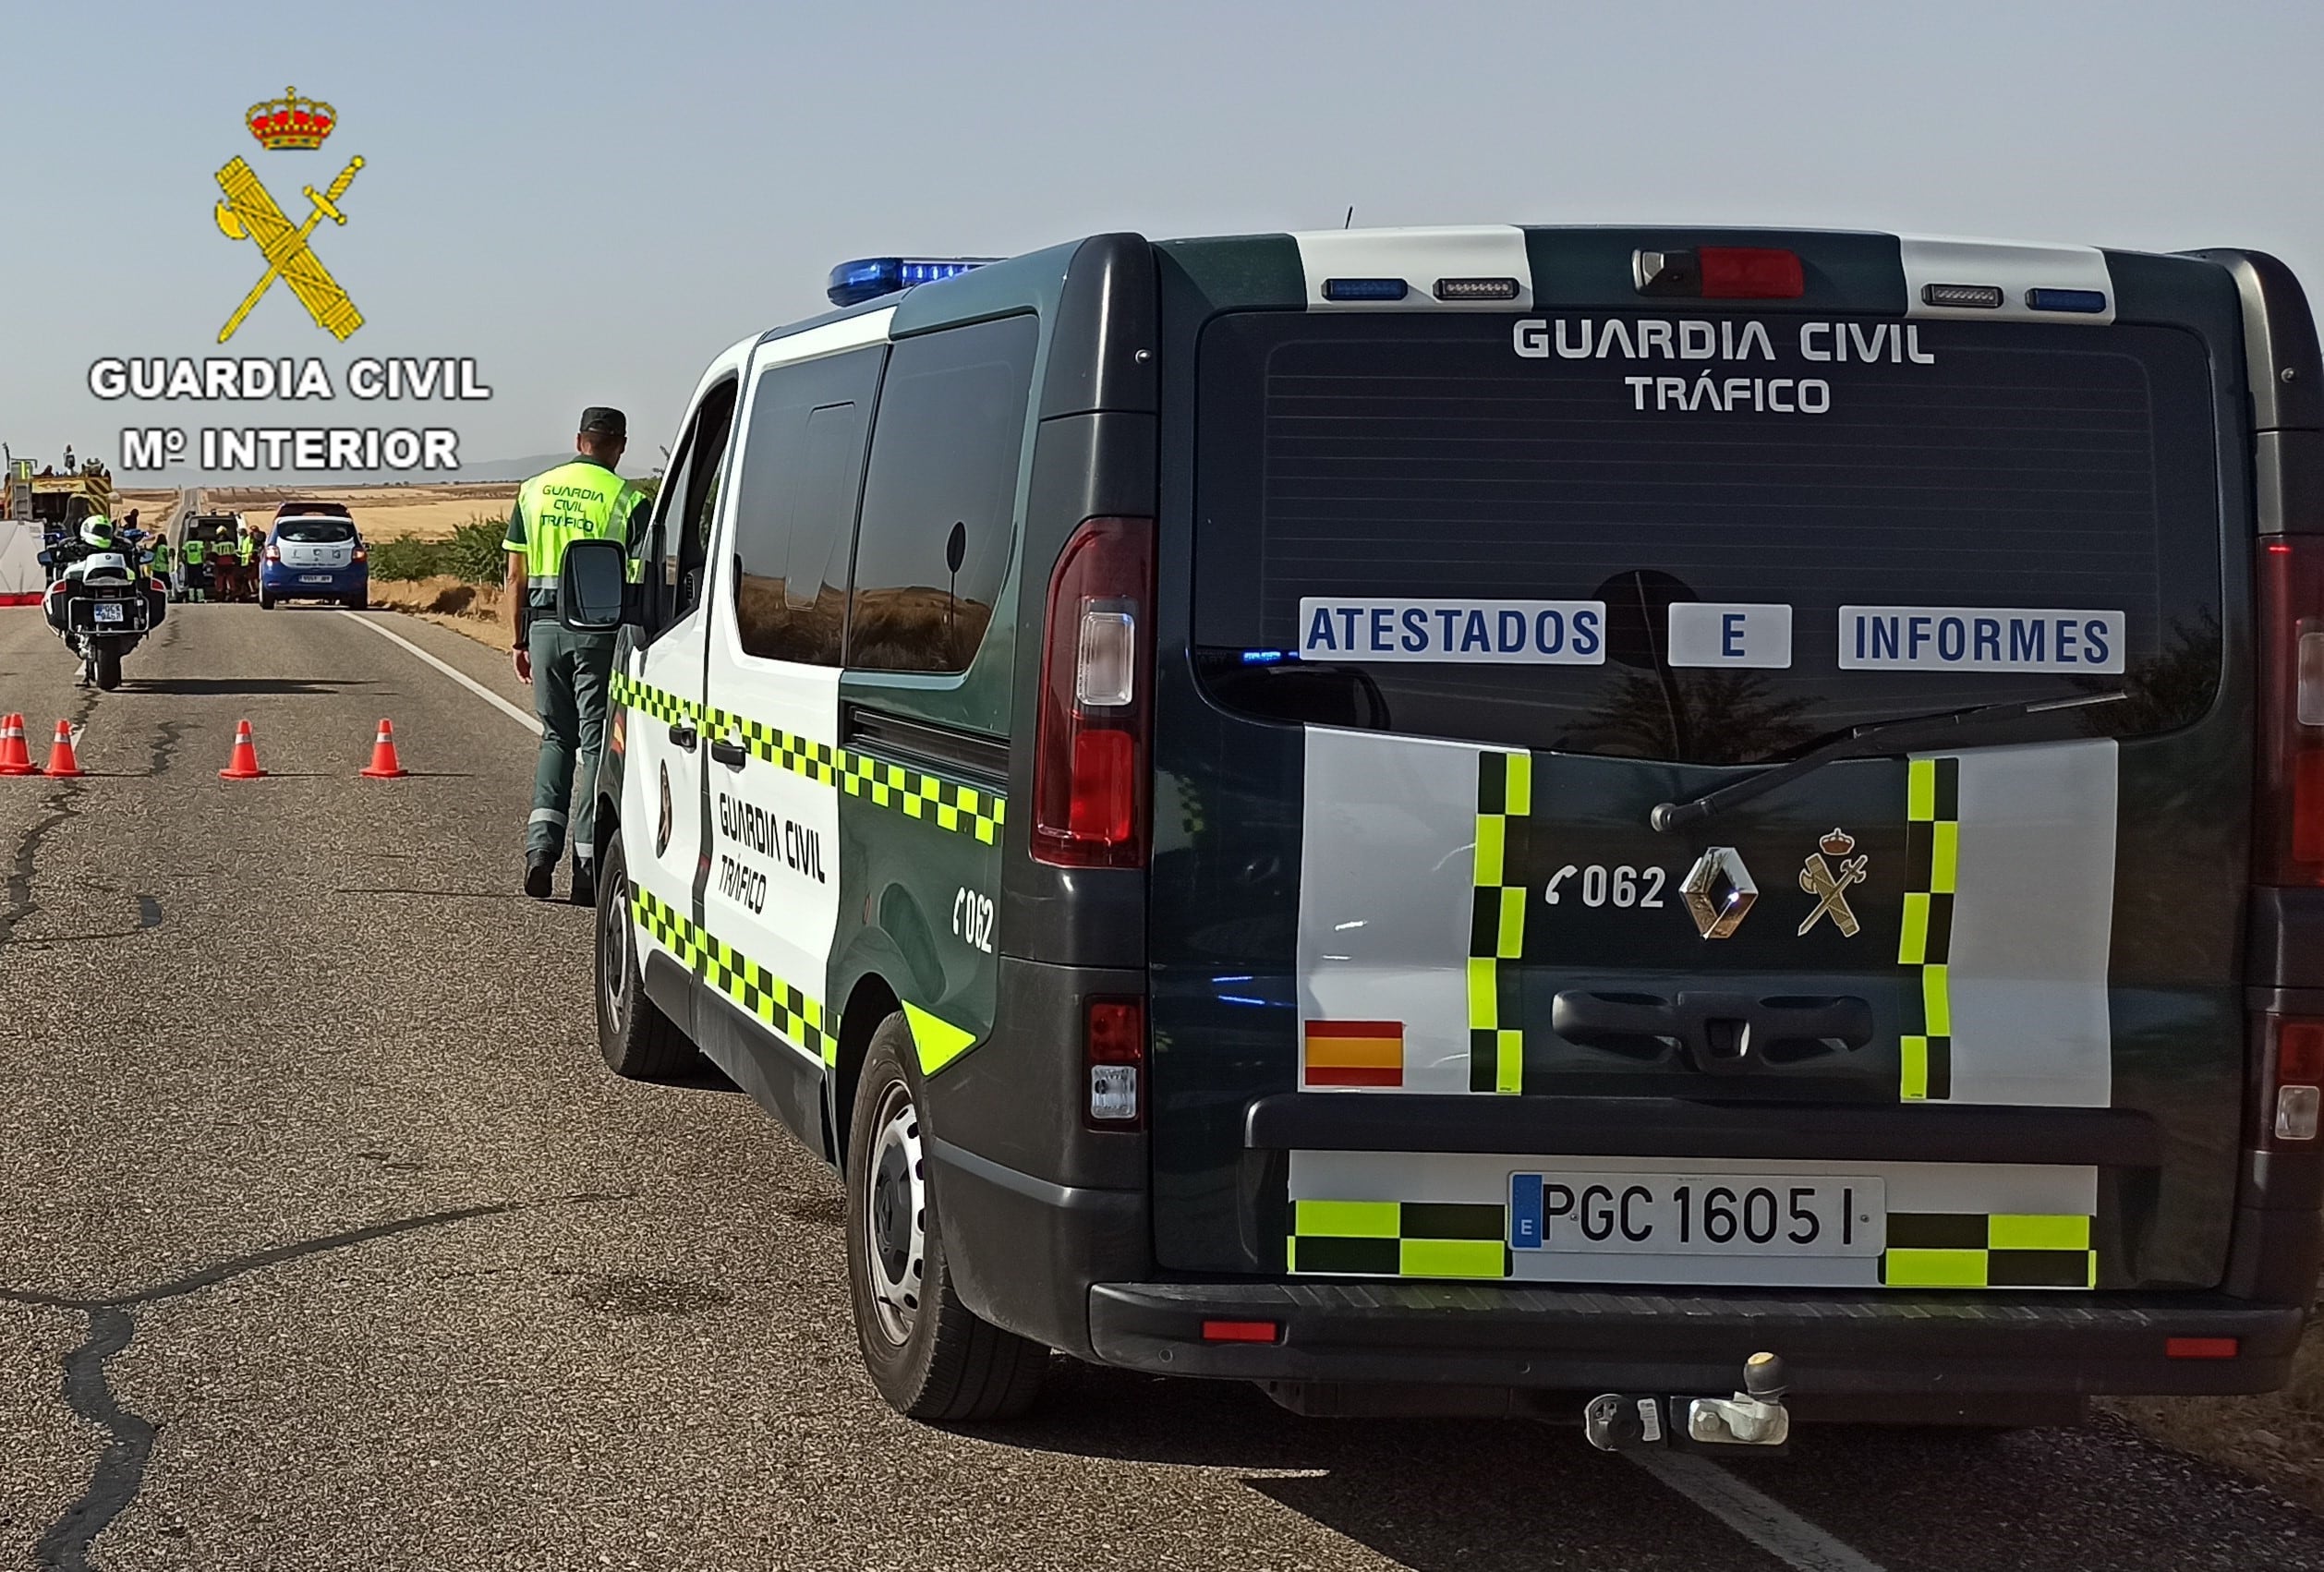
2255, 537, 2324, 884
2256, 1015, 2324, 1148
1034, 517, 1153, 868
1085, 997, 1145, 1128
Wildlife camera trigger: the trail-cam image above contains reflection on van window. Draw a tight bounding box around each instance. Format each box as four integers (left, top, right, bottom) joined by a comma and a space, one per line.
657, 378, 739, 624
847, 315, 1038, 674
730, 346, 883, 666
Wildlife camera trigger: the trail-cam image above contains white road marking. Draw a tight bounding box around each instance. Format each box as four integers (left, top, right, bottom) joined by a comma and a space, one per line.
1630, 1451, 1887, 1572
336, 611, 541, 736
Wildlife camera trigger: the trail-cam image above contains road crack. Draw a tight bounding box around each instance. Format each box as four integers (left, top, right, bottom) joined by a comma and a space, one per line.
0, 692, 99, 948
2, 1191, 632, 1570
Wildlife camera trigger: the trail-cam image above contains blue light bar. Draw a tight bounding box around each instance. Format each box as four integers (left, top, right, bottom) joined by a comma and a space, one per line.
1240, 649, 1289, 665
826, 256, 999, 308
2025, 287, 2108, 314
1322, 277, 1410, 302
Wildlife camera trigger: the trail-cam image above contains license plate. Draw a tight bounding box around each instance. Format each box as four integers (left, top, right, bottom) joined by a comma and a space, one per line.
1509, 1172, 1885, 1257
91, 601, 124, 624
300, 574, 333, 584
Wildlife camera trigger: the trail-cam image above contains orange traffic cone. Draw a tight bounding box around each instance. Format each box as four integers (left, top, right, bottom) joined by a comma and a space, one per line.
42, 720, 82, 779
359, 718, 408, 779
0, 715, 32, 777
219, 719, 266, 780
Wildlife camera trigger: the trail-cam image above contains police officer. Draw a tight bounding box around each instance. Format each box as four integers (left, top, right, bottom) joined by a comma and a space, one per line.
180, 534, 206, 601
149, 531, 174, 597
504, 406, 646, 903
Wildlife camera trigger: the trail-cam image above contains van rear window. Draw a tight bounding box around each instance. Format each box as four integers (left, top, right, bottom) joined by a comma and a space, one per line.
1192, 313, 2223, 763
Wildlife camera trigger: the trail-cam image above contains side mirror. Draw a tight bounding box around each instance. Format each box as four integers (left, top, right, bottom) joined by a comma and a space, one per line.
558, 538, 632, 633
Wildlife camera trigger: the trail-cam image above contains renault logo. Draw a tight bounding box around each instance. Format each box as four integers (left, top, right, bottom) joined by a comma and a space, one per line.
1681, 847, 1757, 939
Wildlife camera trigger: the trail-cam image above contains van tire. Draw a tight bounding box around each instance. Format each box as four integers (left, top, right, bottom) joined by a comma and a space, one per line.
594, 838, 698, 1081
845, 1015, 1047, 1421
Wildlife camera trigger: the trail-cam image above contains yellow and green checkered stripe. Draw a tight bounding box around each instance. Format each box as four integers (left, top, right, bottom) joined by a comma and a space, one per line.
1881, 1211, 2096, 1288
1290, 1200, 1510, 1279
1898, 756, 1959, 1102
839, 752, 1004, 843
1469, 750, 1531, 1095
609, 671, 1004, 845
632, 884, 836, 1067
611, 670, 701, 729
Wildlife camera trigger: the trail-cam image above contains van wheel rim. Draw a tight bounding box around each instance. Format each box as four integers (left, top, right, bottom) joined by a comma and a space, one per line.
865, 1082, 926, 1345
599, 872, 631, 1031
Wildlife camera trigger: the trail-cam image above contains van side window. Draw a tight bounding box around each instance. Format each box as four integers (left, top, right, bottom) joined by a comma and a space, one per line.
846, 315, 1039, 674
728, 346, 883, 666
653, 377, 739, 628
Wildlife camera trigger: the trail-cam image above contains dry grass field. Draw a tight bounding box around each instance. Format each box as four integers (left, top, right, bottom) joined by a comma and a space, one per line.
369, 574, 515, 651
197, 483, 519, 539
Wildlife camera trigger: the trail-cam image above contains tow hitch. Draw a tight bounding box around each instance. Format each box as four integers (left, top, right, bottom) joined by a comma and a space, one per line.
1583, 1352, 1790, 1452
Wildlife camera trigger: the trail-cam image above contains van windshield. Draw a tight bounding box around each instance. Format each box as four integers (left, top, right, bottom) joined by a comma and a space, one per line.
1192, 312, 2224, 765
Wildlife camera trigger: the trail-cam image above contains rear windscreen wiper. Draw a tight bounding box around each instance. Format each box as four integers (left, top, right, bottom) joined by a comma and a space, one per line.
1649, 691, 2126, 834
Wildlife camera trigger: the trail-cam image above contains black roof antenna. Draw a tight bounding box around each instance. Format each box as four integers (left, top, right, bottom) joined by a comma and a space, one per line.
1344, 206, 1355, 230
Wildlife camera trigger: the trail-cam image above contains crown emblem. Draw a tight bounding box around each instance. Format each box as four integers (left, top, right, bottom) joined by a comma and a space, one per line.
1819, 827, 1856, 857
246, 86, 335, 151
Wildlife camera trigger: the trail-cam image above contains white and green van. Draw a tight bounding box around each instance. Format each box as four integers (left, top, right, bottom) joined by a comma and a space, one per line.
561, 227, 2324, 1442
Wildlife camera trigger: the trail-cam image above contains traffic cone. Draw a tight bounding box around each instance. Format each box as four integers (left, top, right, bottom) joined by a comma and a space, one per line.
42, 720, 82, 779
359, 718, 408, 779
0, 715, 32, 777
219, 719, 266, 780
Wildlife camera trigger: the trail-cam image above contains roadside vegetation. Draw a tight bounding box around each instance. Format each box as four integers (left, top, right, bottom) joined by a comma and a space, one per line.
369, 514, 510, 585
369, 515, 511, 583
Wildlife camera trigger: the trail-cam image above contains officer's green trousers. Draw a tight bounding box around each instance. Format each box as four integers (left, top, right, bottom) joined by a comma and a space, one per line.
527, 618, 618, 865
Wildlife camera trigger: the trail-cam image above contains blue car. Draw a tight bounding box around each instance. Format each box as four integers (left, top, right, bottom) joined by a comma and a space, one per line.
260, 514, 368, 609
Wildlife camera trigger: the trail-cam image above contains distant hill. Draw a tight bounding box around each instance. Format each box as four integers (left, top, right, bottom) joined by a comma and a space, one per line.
135, 452, 580, 487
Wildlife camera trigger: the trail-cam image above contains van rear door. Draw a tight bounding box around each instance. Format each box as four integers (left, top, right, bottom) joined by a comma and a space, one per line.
1149, 232, 2247, 1296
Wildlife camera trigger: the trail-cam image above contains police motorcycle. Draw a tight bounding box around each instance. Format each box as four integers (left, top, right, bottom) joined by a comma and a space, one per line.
39, 518, 166, 690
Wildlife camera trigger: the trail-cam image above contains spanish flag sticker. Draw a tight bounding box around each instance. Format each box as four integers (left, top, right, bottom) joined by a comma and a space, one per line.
1302, 1020, 1405, 1089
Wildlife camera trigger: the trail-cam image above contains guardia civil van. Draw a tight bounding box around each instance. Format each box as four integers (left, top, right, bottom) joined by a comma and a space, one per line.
560, 227, 2324, 1442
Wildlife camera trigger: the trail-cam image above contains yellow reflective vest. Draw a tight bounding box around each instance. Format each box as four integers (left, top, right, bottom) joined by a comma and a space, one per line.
505, 460, 645, 597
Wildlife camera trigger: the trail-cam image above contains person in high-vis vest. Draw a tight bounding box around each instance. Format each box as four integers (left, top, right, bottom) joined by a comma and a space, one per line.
149, 534, 175, 598
179, 535, 207, 601
236, 528, 258, 599
504, 405, 646, 903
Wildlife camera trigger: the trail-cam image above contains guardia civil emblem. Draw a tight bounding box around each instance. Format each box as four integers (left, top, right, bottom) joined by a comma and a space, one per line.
214, 87, 367, 343
1797, 828, 1869, 937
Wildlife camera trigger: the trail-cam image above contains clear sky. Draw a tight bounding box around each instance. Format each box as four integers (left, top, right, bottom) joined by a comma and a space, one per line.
4, 0, 2320, 477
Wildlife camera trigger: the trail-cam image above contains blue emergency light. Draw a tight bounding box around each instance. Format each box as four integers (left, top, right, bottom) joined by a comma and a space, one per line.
827, 257, 999, 308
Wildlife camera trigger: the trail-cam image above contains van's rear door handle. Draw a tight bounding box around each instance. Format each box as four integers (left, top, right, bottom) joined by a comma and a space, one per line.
708, 736, 747, 769
668, 722, 697, 751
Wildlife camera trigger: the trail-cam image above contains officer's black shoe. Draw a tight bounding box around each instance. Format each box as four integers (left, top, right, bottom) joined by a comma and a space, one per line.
524, 855, 555, 901
569, 859, 597, 908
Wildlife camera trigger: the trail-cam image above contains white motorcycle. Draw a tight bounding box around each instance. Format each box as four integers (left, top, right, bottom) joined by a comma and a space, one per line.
40, 523, 165, 691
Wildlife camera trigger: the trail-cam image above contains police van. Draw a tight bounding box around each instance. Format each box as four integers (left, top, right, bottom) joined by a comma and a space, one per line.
560, 226, 2324, 1439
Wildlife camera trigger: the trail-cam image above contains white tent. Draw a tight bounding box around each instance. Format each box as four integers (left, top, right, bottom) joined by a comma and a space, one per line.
0, 517, 47, 605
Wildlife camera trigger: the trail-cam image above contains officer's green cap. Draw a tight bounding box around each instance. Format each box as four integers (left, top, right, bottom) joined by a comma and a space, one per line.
578, 406, 627, 438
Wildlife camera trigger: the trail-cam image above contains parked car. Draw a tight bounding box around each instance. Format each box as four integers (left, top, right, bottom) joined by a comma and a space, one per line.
260, 514, 368, 609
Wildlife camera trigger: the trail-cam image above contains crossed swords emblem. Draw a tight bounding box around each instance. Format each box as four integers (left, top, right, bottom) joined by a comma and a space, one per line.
213, 153, 366, 343
1797, 846, 1870, 937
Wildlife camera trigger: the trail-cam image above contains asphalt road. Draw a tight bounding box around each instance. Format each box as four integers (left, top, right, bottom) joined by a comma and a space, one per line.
3, 597, 2324, 1572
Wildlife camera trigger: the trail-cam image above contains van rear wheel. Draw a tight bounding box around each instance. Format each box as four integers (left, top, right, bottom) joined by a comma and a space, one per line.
594, 838, 699, 1080
844, 1016, 1047, 1421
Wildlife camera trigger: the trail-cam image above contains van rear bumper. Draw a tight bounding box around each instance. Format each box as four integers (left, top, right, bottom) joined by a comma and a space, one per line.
1085, 1279, 2307, 1412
